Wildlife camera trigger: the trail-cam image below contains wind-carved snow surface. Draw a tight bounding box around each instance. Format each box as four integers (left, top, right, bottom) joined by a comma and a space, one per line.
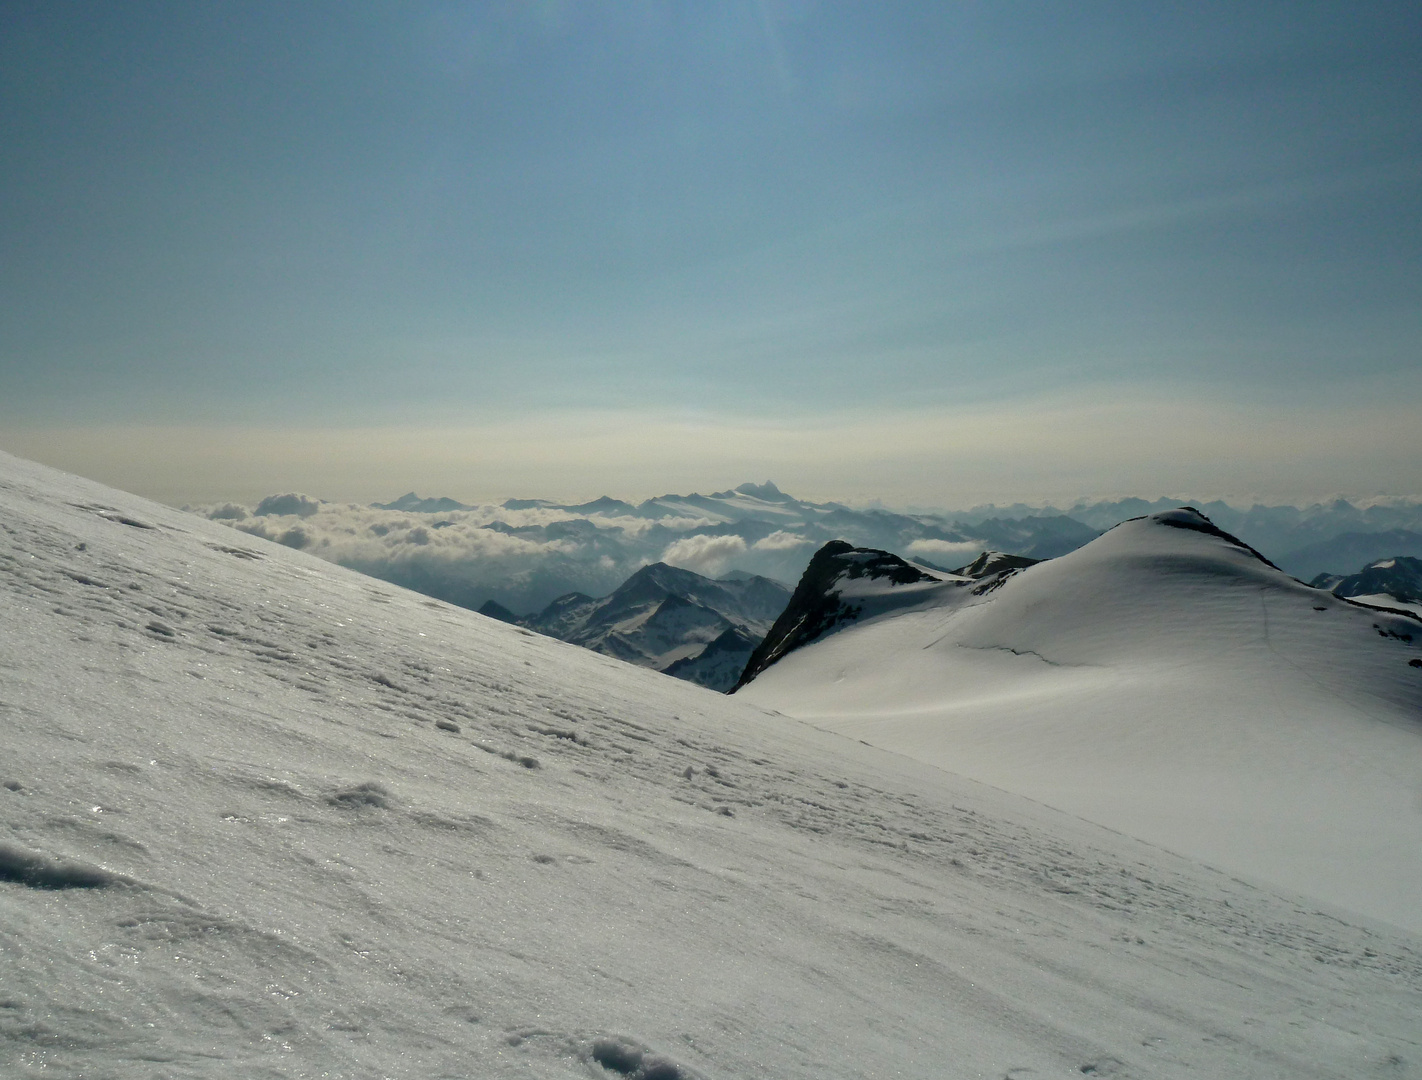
738, 510, 1422, 937
2, 453, 1421, 1078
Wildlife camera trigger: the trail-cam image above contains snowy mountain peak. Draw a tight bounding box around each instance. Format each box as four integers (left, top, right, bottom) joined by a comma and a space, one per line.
733, 480, 788, 502
739, 506, 1422, 933
735, 540, 951, 690
1125, 506, 1282, 569
373, 491, 473, 513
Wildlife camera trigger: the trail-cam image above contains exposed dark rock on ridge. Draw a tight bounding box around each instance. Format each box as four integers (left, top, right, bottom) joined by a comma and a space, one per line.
477, 599, 520, 624
954, 551, 1040, 578
1118, 508, 1282, 570
733, 541, 940, 691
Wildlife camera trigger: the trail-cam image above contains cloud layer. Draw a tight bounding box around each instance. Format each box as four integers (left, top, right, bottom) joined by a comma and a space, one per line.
192, 483, 1000, 614
660, 535, 749, 577
189, 480, 1422, 618
906, 538, 988, 567
226, 502, 638, 614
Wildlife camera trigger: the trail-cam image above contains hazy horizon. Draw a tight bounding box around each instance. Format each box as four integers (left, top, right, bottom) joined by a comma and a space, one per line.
178, 469, 1422, 520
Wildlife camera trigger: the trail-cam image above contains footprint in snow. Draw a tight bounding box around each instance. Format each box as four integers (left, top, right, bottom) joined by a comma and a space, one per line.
588, 1035, 702, 1080
327, 782, 393, 809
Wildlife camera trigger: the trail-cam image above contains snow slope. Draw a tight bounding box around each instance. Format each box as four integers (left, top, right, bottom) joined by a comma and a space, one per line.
3, 456, 1421, 1079
737, 511, 1422, 937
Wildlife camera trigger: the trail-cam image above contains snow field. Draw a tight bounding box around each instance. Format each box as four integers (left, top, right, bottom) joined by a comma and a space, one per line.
1, 453, 1420, 1078
739, 511, 1422, 936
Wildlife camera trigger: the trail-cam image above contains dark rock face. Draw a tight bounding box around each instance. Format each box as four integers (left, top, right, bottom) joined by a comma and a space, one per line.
1311, 556, 1422, 604
1279, 530, 1422, 581
733, 542, 939, 691
953, 551, 1040, 578
477, 599, 521, 624
527, 593, 599, 639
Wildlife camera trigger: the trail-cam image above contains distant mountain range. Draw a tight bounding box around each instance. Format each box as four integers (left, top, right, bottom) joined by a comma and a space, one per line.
1312, 555, 1422, 613
480, 562, 791, 692
1282, 530, 1422, 580
210, 480, 1096, 617
204, 481, 1422, 629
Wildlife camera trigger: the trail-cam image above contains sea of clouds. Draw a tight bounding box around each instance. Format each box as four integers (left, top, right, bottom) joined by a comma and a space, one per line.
199, 497, 820, 614
194, 488, 1422, 617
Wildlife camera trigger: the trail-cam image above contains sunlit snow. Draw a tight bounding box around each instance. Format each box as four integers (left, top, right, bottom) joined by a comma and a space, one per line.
738, 510, 1422, 936
2, 453, 1420, 1078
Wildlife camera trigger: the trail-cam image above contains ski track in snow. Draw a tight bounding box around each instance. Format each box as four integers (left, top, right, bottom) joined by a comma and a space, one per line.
0, 453, 1420, 1079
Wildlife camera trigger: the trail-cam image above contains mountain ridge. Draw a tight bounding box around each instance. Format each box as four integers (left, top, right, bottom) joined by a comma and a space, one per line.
1312, 554, 1422, 614
491, 560, 791, 691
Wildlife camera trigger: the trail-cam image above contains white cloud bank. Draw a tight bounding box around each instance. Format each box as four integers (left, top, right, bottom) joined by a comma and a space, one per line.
660, 534, 749, 577
753, 530, 812, 552
222, 502, 637, 615
906, 538, 986, 566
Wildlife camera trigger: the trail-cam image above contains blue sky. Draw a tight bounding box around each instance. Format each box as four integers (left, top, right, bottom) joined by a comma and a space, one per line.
2, 1, 1419, 506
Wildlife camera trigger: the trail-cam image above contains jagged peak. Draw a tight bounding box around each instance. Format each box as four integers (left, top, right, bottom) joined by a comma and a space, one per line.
734, 480, 790, 502
734, 541, 939, 690
374, 492, 472, 513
